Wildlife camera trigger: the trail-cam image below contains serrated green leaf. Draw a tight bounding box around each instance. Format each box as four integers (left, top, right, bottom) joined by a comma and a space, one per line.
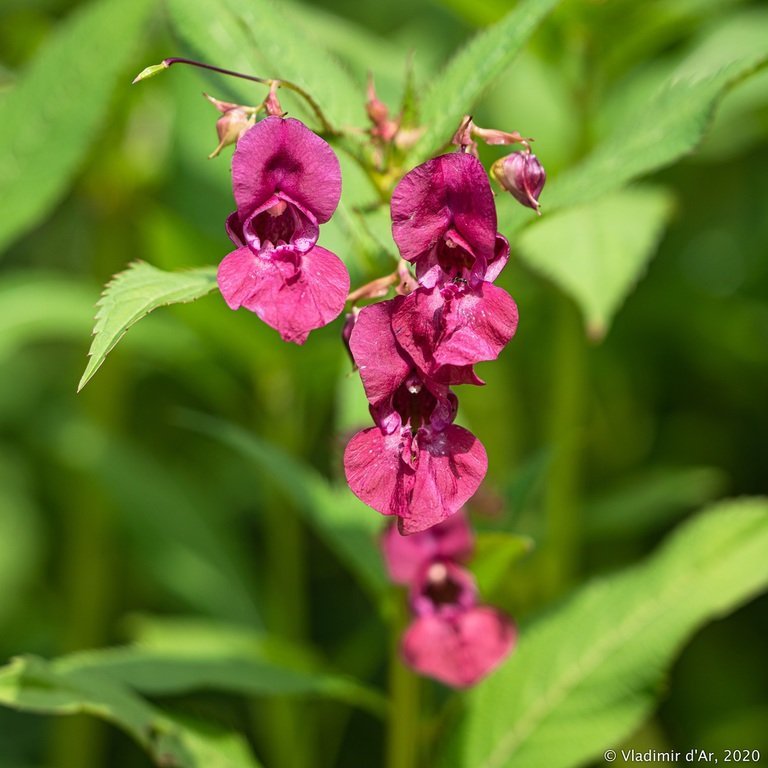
79, 261, 218, 391
445, 497, 768, 768
180, 411, 388, 600
516, 187, 675, 338
546, 54, 768, 211
166, 0, 362, 131
0, 656, 262, 768
0, 0, 155, 255
414, 0, 562, 157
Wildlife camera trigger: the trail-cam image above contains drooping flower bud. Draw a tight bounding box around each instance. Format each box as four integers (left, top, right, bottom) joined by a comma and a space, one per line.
366, 74, 399, 143
205, 93, 255, 159
492, 151, 546, 214
264, 80, 284, 118
341, 310, 358, 366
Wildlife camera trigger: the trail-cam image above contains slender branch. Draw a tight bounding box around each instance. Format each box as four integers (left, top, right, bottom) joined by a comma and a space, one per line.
161, 57, 271, 85
132, 57, 337, 135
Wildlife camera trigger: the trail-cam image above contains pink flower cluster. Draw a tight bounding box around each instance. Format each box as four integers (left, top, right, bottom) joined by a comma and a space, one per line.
344, 152, 519, 535
217, 116, 350, 343
209, 105, 535, 688
381, 512, 516, 687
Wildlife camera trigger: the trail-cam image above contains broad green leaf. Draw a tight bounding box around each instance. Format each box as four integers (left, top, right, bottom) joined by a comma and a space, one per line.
584, 466, 726, 540
0, 656, 262, 768
516, 187, 675, 338
0, 0, 154, 255
470, 532, 534, 598
415, 0, 562, 157
445, 497, 768, 768
57, 641, 385, 716
180, 411, 388, 599
78, 261, 217, 391
166, 0, 362, 130
545, 54, 768, 211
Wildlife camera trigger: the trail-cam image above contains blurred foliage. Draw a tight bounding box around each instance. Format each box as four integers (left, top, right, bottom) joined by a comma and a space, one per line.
1, 0, 767, 767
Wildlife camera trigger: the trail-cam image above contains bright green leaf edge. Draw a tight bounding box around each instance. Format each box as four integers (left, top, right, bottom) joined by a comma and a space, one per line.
447, 497, 768, 768
541, 54, 768, 215
515, 186, 675, 338
166, 0, 362, 131
414, 0, 562, 158
0, 655, 262, 768
56, 644, 387, 717
78, 261, 218, 392
0, 0, 155, 255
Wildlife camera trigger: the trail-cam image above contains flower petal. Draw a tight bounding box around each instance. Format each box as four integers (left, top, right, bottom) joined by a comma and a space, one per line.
344, 427, 413, 518
241, 192, 319, 255
381, 511, 473, 585
400, 425, 487, 535
393, 283, 518, 370
349, 300, 411, 407
402, 606, 516, 687
485, 233, 510, 283
391, 153, 497, 266
217, 245, 349, 344
232, 117, 342, 223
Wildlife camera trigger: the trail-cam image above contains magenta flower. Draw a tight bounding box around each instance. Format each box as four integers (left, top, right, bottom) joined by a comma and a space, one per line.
344, 301, 487, 535
402, 561, 517, 688
350, 298, 481, 408
381, 511, 473, 584
217, 116, 349, 343
392, 281, 518, 370
391, 152, 506, 289
389, 152, 518, 367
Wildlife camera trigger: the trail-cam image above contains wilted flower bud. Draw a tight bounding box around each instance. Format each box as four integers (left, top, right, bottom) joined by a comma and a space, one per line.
491, 151, 546, 214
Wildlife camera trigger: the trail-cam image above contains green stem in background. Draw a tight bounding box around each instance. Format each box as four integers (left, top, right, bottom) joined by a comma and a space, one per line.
249, 366, 312, 768
540, 296, 587, 599
49, 361, 124, 768
387, 595, 421, 768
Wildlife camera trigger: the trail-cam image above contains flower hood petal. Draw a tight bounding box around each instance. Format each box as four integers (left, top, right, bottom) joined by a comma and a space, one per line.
232, 117, 342, 223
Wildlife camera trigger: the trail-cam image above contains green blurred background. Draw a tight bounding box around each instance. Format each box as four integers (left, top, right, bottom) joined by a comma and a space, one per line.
1, 0, 767, 766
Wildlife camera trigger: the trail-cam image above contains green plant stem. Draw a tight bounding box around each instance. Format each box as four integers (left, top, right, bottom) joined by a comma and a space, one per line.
540, 296, 587, 598
49, 364, 124, 768
387, 595, 421, 768
251, 367, 312, 768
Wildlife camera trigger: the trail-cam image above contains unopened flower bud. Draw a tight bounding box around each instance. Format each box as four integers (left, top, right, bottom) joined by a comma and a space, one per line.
210, 109, 253, 158
341, 311, 358, 366
204, 93, 255, 158
366, 74, 399, 143
451, 115, 478, 156
264, 81, 284, 117
492, 152, 546, 214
